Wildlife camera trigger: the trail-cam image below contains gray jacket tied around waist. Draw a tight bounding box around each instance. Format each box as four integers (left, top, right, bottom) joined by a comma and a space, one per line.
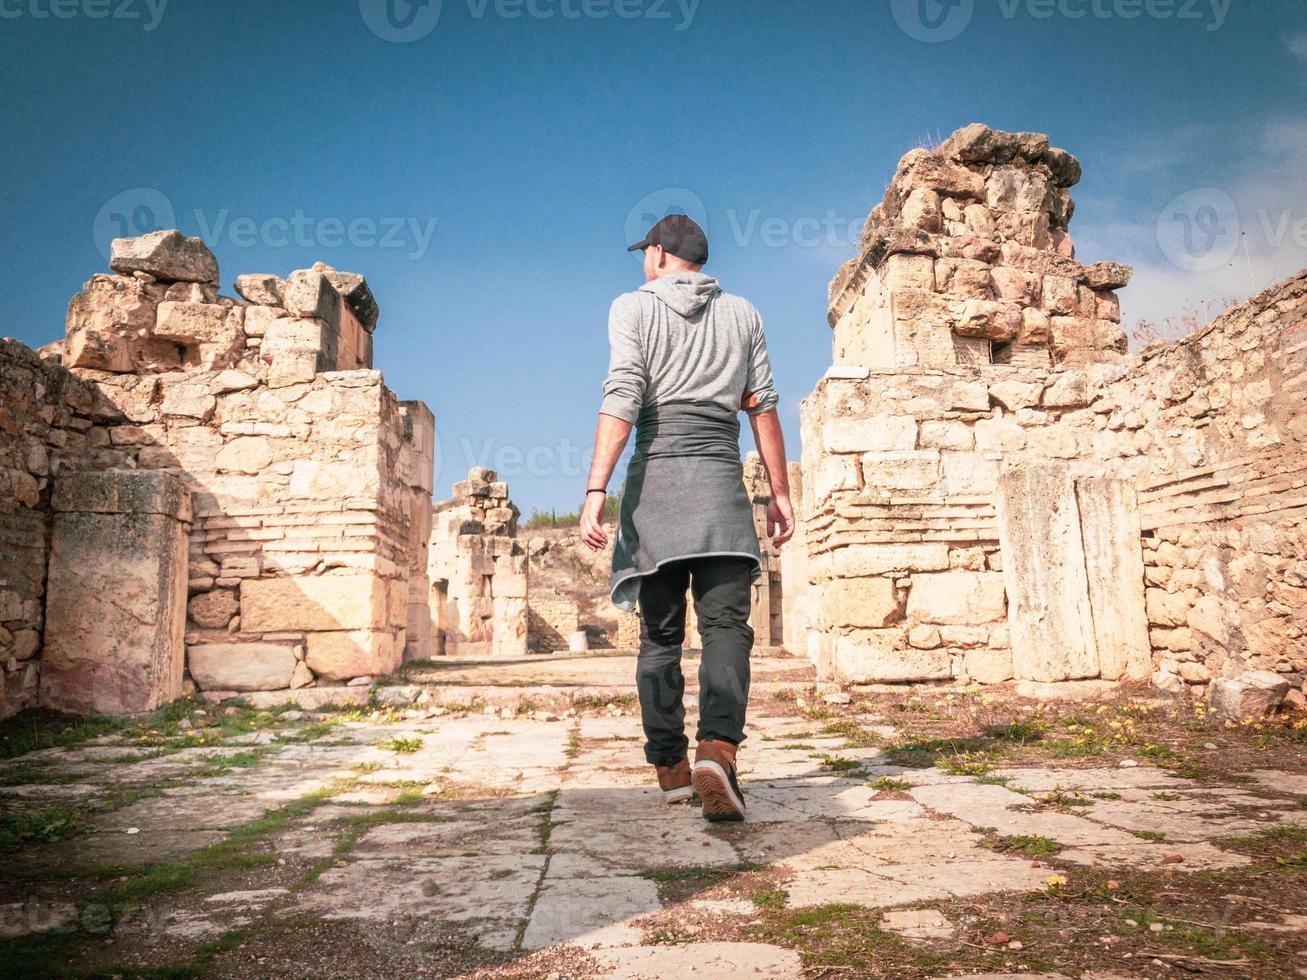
601, 272, 778, 611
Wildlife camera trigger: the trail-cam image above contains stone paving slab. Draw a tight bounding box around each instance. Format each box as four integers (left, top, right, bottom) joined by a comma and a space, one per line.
3, 657, 1304, 977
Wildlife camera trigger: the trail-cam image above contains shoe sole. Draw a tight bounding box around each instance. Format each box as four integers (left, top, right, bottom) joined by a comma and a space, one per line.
692, 760, 745, 822
662, 785, 694, 804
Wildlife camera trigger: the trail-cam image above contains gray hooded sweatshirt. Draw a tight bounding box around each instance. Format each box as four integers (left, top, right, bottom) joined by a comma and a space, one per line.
601, 272, 779, 611
599, 272, 778, 423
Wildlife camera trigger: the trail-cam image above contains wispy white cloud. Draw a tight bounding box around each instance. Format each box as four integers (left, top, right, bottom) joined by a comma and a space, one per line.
1286, 32, 1307, 66
1077, 117, 1307, 331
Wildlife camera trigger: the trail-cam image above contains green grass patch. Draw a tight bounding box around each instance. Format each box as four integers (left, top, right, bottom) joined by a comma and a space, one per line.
982, 720, 1047, 743
750, 903, 947, 970
814, 754, 863, 774
990, 834, 1063, 856
1130, 829, 1166, 841
0, 803, 85, 852
819, 720, 879, 748
883, 736, 989, 768
378, 735, 423, 753
751, 888, 787, 910
868, 775, 914, 792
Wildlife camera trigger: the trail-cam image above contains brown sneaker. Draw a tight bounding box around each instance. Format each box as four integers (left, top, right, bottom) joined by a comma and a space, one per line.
692, 739, 745, 822
655, 758, 693, 804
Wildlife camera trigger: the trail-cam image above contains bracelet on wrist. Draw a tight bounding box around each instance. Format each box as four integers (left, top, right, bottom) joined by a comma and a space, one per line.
586, 489, 607, 495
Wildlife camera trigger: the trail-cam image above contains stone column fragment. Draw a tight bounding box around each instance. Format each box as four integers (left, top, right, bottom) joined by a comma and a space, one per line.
41, 470, 190, 714
995, 465, 1099, 681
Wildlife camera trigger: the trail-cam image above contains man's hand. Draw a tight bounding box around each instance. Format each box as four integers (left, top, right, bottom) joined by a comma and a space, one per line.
580, 492, 610, 552
767, 493, 795, 549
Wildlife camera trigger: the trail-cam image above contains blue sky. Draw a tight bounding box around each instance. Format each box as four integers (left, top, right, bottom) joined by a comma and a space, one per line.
2, 0, 1305, 513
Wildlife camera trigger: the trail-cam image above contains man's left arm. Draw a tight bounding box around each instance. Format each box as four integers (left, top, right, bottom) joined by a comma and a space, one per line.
741, 310, 792, 547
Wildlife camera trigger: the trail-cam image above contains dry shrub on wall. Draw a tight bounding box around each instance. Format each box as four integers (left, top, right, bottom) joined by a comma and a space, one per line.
1129, 297, 1237, 349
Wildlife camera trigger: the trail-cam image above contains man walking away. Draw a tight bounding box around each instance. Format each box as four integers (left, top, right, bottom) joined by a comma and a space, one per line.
579, 214, 794, 822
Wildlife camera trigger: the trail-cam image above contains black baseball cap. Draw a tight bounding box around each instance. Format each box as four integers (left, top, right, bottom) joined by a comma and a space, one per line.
627, 214, 709, 265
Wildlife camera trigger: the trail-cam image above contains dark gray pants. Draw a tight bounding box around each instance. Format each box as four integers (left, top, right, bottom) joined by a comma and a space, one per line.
635, 556, 754, 767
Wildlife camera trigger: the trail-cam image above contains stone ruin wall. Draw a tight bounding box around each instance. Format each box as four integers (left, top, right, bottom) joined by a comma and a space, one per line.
528, 597, 581, 653
0, 341, 142, 717
0, 230, 434, 717
428, 467, 529, 658
798, 125, 1305, 695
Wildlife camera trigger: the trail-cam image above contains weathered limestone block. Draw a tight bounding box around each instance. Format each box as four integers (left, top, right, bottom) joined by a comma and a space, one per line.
883, 253, 935, 291
154, 301, 245, 368
1083, 261, 1132, 290
861, 450, 940, 489
235, 274, 287, 307
1208, 671, 1290, 721
240, 574, 389, 632
41, 470, 190, 714
188, 643, 297, 691
288, 459, 378, 500
833, 633, 950, 683
824, 415, 917, 454
188, 588, 238, 629
935, 258, 992, 299
1042, 275, 1080, 315
319, 266, 381, 333
215, 436, 273, 475
938, 124, 1050, 166
110, 230, 219, 284
306, 630, 399, 680
990, 267, 1041, 306
995, 466, 1099, 682
284, 270, 342, 326
894, 149, 986, 199
64, 275, 171, 373
901, 187, 942, 233
159, 381, 217, 421
1018, 308, 1050, 345
833, 543, 949, 577
985, 166, 1053, 212
1145, 589, 1190, 628
822, 578, 900, 629
905, 572, 1006, 626
955, 299, 1021, 341
963, 647, 1014, 684
1074, 478, 1151, 681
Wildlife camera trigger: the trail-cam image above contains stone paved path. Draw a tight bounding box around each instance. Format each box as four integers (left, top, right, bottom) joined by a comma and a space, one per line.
1, 652, 1304, 977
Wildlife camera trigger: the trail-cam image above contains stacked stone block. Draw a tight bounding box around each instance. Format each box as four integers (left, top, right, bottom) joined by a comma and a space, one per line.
428, 468, 528, 657
827, 124, 1130, 372
527, 596, 581, 653
802, 127, 1306, 695
0, 341, 148, 717
0, 230, 434, 714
